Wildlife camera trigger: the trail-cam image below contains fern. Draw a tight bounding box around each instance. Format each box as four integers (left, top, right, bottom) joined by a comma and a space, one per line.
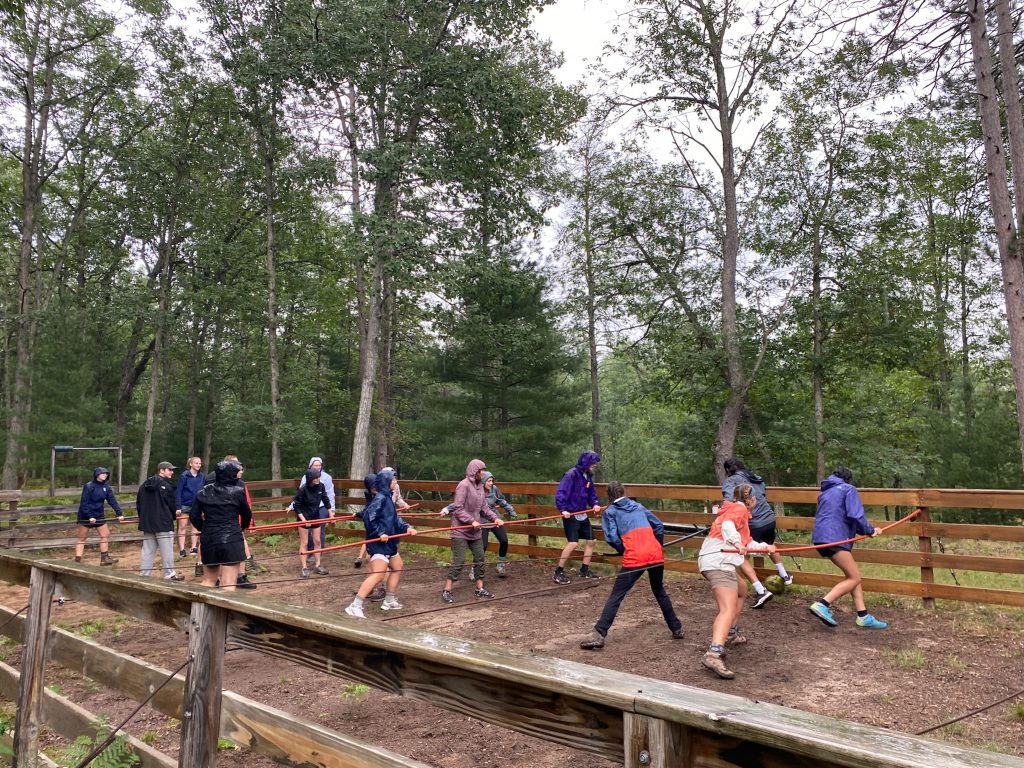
59, 717, 139, 768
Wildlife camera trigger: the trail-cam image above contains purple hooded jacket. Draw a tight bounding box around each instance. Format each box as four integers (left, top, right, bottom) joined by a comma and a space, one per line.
555, 451, 600, 518
811, 474, 874, 551
449, 459, 498, 540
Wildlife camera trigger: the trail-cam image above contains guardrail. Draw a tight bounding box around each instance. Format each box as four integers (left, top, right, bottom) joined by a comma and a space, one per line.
0, 550, 1019, 767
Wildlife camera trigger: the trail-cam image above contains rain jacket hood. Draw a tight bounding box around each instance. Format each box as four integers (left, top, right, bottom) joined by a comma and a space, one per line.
93, 467, 110, 481
577, 451, 600, 470
375, 469, 395, 495
465, 459, 487, 482
214, 460, 242, 485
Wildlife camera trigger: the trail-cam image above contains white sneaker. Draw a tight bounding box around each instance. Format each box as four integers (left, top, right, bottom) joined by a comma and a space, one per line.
380, 598, 403, 611
344, 603, 365, 618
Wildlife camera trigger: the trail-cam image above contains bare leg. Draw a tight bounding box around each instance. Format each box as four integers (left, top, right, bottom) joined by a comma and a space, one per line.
823, 550, 863, 606
582, 539, 595, 566
557, 541, 577, 568
710, 585, 737, 646
385, 554, 404, 592
75, 526, 89, 559
97, 524, 111, 554
357, 558, 389, 598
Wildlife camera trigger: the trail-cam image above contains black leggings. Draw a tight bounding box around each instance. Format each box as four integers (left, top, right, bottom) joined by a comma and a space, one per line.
595, 564, 681, 636
481, 523, 509, 558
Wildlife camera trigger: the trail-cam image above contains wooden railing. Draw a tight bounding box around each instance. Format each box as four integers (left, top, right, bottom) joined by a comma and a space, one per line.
0, 550, 1020, 767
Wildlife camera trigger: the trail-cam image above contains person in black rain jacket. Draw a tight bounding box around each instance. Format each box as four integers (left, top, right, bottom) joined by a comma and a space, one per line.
189, 460, 252, 591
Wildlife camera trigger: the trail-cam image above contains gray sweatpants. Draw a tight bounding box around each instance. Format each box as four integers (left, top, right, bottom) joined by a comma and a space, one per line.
140, 531, 176, 577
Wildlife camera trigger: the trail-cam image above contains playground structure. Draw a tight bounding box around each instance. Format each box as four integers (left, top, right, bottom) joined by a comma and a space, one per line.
48, 445, 123, 497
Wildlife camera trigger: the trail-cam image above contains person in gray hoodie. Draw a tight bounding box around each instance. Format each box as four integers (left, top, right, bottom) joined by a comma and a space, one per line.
480, 471, 517, 577
441, 459, 504, 603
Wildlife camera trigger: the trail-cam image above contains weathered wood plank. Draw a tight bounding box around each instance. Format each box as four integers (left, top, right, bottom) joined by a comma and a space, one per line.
180, 602, 228, 767
13, 566, 56, 768
624, 713, 691, 768
0, 733, 58, 768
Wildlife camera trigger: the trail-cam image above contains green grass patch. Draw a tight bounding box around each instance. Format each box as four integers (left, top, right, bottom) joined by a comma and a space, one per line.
884, 648, 926, 670
340, 682, 370, 700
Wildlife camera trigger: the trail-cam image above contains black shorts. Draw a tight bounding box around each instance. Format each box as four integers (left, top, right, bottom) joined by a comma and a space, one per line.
816, 545, 844, 559
562, 516, 594, 543
748, 521, 776, 545
200, 537, 246, 566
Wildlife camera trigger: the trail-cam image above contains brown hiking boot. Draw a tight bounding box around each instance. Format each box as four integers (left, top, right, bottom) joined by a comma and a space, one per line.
99, 552, 116, 566
579, 630, 605, 650
726, 629, 747, 646
73, 556, 82, 563
701, 651, 735, 679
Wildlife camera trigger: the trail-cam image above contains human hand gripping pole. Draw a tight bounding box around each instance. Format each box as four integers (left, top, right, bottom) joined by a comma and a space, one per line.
718, 508, 921, 554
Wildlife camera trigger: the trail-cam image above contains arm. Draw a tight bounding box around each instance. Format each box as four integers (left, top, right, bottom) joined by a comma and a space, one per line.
363, 498, 384, 539
449, 483, 477, 526
105, 486, 123, 516
321, 485, 332, 512
721, 475, 738, 502
493, 488, 516, 518
720, 519, 744, 548
645, 509, 665, 545
586, 475, 599, 509
188, 498, 204, 532
325, 475, 336, 510
554, 472, 572, 512
237, 491, 252, 531
844, 488, 874, 536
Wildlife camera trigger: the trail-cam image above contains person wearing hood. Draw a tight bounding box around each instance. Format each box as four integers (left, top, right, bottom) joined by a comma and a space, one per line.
189, 460, 252, 591
75, 467, 125, 566
480, 471, 517, 578
137, 462, 184, 581
552, 451, 602, 584
580, 482, 684, 650
199, 454, 256, 589
722, 458, 792, 608
354, 465, 410, 571
441, 459, 503, 604
290, 457, 335, 568
345, 469, 416, 617
808, 466, 888, 630
292, 468, 333, 578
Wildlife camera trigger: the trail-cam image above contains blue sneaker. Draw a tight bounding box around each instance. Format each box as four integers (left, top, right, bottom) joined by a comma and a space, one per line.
809, 602, 838, 627
856, 614, 888, 629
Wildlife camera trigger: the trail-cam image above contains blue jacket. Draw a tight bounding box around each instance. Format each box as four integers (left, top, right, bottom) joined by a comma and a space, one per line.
555, 451, 600, 515
812, 474, 874, 551
78, 467, 122, 522
722, 469, 774, 528
601, 497, 664, 568
362, 470, 410, 557
175, 469, 205, 509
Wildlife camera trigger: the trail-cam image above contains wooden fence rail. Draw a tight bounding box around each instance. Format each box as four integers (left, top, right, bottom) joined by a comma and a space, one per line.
0, 550, 1020, 767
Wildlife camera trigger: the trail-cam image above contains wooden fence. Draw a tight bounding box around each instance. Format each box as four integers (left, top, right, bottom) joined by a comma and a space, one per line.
0, 549, 1020, 767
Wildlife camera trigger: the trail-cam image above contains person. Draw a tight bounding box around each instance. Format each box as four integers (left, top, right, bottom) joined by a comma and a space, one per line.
198, 454, 256, 588
137, 461, 184, 581
345, 469, 416, 617
441, 459, 503, 603
697, 483, 776, 679
354, 465, 410, 569
292, 468, 333, 578
579, 482, 684, 650
808, 466, 888, 630
291, 456, 335, 568
721, 458, 792, 609
175, 456, 205, 558
553, 451, 601, 584
480, 471, 517, 578
189, 459, 252, 591
75, 467, 125, 565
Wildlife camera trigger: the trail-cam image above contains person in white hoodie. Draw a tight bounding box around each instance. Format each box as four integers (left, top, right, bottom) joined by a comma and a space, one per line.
289, 456, 335, 573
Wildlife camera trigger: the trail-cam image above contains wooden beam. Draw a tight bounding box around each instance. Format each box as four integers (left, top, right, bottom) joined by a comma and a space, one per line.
624, 713, 691, 768
180, 602, 228, 767
13, 566, 55, 768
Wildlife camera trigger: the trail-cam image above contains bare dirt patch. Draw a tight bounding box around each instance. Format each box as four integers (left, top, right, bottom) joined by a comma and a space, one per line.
2, 541, 1023, 765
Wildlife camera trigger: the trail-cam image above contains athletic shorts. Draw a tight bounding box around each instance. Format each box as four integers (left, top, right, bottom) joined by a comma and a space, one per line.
748, 521, 776, 545
370, 553, 392, 563
562, 516, 594, 543
177, 505, 192, 518
816, 545, 845, 559
200, 539, 246, 566
701, 569, 738, 589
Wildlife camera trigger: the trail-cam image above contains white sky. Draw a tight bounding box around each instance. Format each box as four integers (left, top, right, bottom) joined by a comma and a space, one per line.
530, 0, 627, 88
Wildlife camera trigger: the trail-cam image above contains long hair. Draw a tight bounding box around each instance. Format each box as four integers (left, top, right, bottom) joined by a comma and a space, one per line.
731, 483, 754, 505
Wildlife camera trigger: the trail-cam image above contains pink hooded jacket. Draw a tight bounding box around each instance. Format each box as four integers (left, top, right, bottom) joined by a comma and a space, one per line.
449, 459, 498, 540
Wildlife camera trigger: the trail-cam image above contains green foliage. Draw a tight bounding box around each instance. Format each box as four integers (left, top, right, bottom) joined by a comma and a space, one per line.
59, 717, 139, 768
340, 682, 370, 700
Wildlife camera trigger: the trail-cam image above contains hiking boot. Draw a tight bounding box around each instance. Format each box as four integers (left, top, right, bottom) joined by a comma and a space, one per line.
783, 574, 794, 586
179, 548, 187, 558
441, 589, 454, 604
236, 574, 256, 589
164, 573, 185, 582
381, 597, 403, 611
369, 584, 386, 601
195, 564, 204, 577
726, 629, 747, 646
856, 614, 888, 630
99, 553, 116, 566
553, 569, 570, 585
474, 587, 494, 599
671, 628, 685, 640
809, 601, 838, 627
496, 560, 507, 578
579, 630, 605, 650
313, 565, 329, 576
701, 651, 735, 679
752, 590, 773, 609
74, 556, 82, 563
579, 565, 599, 580
345, 603, 365, 619
353, 557, 363, 569
300, 568, 310, 579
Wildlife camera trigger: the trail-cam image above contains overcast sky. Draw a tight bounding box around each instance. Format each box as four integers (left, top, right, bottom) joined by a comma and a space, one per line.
530, 0, 627, 87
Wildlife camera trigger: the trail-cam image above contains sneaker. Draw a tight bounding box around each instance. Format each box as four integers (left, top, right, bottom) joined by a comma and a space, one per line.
368, 584, 386, 601
752, 590, 773, 609
381, 598, 403, 611
726, 629, 747, 646
579, 630, 605, 650
353, 558, 363, 569
496, 560, 507, 578
856, 614, 888, 630
313, 565, 329, 576
553, 569, 570, 585
179, 548, 187, 558
441, 589, 454, 604
671, 628, 685, 640
300, 568, 310, 579
190, 547, 197, 555
474, 587, 494, 599
165, 573, 185, 582
809, 601, 838, 627
236, 574, 256, 589
194, 564, 203, 577
782, 574, 794, 586
74, 556, 82, 563
701, 651, 735, 679
580, 566, 599, 580
345, 603, 365, 619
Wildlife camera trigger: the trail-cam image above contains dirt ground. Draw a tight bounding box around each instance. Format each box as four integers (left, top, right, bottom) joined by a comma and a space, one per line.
2, 540, 1023, 766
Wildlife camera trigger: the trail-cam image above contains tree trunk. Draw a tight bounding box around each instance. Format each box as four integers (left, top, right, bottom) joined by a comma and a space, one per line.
959, 240, 974, 441
185, 316, 208, 459
201, 320, 222, 470
349, 257, 383, 481
264, 130, 282, 488
812, 228, 827, 482
582, 145, 603, 477
138, 247, 172, 483
994, 0, 1024, 227
374, 274, 396, 469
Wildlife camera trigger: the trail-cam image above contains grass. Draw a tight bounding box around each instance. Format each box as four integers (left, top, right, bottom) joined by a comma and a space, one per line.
883, 648, 926, 670
140, 730, 158, 746
1010, 701, 1024, 721
217, 737, 237, 750
945, 654, 966, 672
340, 682, 370, 700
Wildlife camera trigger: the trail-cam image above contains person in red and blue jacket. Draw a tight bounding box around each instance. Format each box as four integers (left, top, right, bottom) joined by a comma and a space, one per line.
579, 481, 684, 650
553, 450, 602, 584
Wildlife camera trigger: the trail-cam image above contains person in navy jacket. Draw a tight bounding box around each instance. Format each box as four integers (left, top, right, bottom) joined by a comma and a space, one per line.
808, 466, 888, 630
553, 450, 602, 584
174, 456, 205, 558
75, 467, 124, 565
579, 482, 684, 649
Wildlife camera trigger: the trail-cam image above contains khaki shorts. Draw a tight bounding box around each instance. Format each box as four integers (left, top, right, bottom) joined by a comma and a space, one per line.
701, 568, 738, 589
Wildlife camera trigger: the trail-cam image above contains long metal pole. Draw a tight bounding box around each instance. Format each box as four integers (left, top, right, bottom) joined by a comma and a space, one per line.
49, 447, 55, 498
117, 448, 123, 493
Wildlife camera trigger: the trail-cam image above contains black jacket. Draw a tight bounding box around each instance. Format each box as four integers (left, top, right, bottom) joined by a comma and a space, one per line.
136, 474, 176, 533
293, 470, 332, 519
189, 462, 252, 541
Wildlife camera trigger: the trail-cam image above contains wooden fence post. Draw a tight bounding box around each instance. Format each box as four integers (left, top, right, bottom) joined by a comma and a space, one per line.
13, 565, 56, 767
179, 602, 228, 767
527, 495, 537, 558
917, 506, 935, 609
624, 712, 690, 767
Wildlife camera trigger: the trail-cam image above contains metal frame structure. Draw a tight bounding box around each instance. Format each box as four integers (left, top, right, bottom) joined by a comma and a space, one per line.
50, 445, 122, 497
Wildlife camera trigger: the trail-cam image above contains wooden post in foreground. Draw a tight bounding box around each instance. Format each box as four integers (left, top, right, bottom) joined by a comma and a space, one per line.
624, 712, 690, 767
917, 506, 935, 608
13, 566, 56, 768
179, 602, 227, 767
